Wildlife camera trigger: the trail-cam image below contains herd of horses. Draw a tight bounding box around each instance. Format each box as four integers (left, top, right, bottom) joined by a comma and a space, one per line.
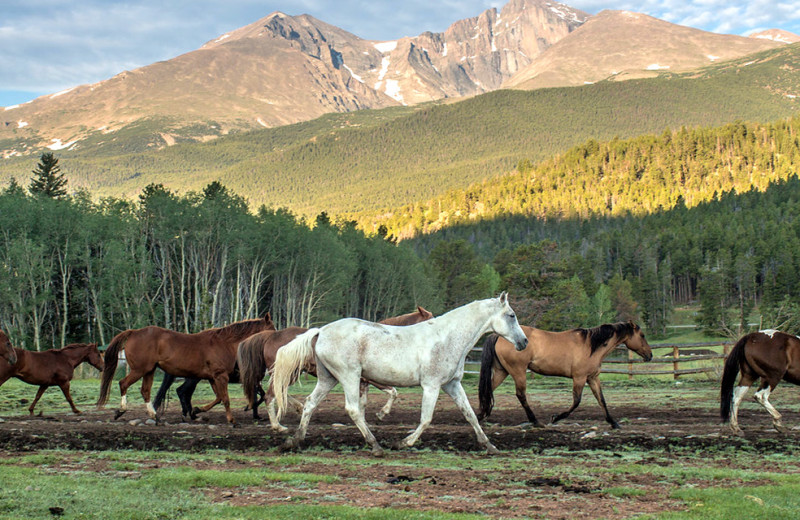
1, 294, 800, 454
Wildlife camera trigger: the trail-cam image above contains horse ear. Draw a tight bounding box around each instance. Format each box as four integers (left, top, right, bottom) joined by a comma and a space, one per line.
498, 291, 508, 304
264, 312, 272, 322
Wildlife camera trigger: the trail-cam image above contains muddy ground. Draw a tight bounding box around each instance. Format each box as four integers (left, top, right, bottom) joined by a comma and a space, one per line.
2, 391, 800, 519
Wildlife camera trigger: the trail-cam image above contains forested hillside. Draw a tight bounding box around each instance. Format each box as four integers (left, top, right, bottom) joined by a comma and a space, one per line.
0, 181, 436, 350
1, 44, 798, 217
396, 116, 800, 337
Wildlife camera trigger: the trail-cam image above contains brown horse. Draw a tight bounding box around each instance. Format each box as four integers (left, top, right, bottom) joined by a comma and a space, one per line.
721, 329, 800, 434
478, 321, 652, 428
0, 342, 103, 415
0, 330, 17, 367
237, 306, 435, 430
96, 314, 274, 425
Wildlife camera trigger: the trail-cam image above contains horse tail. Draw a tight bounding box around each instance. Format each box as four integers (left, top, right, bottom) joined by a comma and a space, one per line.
272, 328, 320, 420
96, 329, 134, 408
237, 338, 267, 410
478, 333, 500, 419
720, 335, 748, 422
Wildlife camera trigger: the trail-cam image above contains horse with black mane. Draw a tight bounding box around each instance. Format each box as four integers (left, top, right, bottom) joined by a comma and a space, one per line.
96, 314, 274, 426
0, 341, 103, 415
478, 321, 651, 428
721, 329, 800, 434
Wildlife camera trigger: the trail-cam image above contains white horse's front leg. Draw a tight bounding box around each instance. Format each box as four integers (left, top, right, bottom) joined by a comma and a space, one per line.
267, 399, 288, 432
397, 385, 439, 448
442, 379, 498, 454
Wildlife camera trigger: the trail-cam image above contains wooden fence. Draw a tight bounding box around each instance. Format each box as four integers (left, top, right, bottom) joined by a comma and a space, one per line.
464, 341, 733, 379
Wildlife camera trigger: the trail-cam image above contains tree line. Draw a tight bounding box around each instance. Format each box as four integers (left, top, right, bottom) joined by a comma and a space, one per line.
0, 156, 437, 350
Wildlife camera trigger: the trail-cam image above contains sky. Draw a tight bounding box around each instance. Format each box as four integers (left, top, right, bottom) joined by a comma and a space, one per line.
2, 0, 800, 107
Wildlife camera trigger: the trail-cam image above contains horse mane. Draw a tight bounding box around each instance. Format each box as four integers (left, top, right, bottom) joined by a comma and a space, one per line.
574, 322, 636, 353
57, 342, 97, 352
206, 318, 265, 340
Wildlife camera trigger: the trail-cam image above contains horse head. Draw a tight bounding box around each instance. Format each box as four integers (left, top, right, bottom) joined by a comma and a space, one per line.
624, 321, 652, 361
490, 292, 528, 351
0, 330, 17, 366
86, 343, 105, 371
263, 312, 277, 331
416, 306, 434, 321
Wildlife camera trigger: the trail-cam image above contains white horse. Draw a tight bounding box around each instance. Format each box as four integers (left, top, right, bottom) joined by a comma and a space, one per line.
272, 293, 528, 456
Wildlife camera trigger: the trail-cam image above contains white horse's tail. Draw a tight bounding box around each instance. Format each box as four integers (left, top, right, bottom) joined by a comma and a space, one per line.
272, 328, 320, 420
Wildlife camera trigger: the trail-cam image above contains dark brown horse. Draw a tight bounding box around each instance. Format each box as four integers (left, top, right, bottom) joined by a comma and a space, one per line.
96, 314, 274, 425
721, 329, 800, 434
237, 306, 435, 430
0, 342, 103, 415
478, 321, 652, 428
0, 330, 17, 367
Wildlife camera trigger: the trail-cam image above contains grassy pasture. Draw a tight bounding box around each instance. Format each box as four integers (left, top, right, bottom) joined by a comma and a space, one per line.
2, 375, 800, 518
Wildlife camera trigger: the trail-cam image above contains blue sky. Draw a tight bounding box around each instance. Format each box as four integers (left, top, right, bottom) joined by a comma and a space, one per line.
1, 0, 799, 107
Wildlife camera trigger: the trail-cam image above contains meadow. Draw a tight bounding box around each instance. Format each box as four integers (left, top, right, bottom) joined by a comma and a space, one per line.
1, 372, 800, 519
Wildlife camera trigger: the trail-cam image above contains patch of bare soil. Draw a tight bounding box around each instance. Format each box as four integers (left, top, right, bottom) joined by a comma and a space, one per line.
1, 394, 799, 519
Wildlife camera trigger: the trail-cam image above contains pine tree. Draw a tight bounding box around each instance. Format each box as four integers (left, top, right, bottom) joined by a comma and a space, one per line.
29, 152, 68, 198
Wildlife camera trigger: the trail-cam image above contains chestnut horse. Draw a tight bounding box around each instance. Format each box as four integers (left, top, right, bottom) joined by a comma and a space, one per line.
96, 314, 274, 425
0, 342, 103, 415
721, 329, 800, 434
237, 306, 434, 430
0, 330, 17, 367
478, 321, 652, 428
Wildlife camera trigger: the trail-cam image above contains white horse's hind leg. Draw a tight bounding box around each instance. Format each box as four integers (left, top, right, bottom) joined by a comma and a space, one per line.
442, 379, 499, 454
754, 386, 786, 431
286, 365, 337, 449
344, 380, 384, 457
730, 385, 749, 434
397, 385, 440, 448
267, 399, 288, 432
376, 386, 398, 421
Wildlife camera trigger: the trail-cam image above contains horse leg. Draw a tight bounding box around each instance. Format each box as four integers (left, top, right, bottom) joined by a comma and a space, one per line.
115, 369, 145, 419
208, 374, 235, 426
285, 364, 337, 450
397, 384, 440, 449
753, 382, 787, 432
587, 375, 619, 429
730, 374, 755, 434
372, 382, 398, 421
28, 386, 48, 416
58, 381, 82, 415
178, 378, 200, 419
442, 379, 499, 454
140, 370, 157, 419
344, 378, 384, 457
358, 380, 369, 416
152, 372, 175, 414
551, 376, 587, 425
511, 369, 542, 427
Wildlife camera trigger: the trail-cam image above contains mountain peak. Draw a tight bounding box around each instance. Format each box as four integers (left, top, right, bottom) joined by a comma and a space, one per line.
749, 29, 800, 44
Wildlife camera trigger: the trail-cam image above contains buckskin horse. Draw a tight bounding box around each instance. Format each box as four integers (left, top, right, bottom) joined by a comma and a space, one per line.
272, 294, 527, 456
477, 321, 652, 428
237, 306, 434, 431
96, 314, 274, 426
0, 342, 103, 415
721, 329, 800, 434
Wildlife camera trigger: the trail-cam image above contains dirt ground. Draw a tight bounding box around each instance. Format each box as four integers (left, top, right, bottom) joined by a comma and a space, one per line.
2, 392, 800, 519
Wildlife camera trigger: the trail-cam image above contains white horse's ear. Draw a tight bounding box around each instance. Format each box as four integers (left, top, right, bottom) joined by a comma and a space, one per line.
498, 291, 508, 303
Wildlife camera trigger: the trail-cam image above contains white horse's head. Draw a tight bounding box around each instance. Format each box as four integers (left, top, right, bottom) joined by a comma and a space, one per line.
490, 292, 528, 351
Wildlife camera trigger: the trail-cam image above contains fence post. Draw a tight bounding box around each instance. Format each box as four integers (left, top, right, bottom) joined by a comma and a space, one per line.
673, 345, 679, 380
628, 349, 633, 380
723, 343, 730, 358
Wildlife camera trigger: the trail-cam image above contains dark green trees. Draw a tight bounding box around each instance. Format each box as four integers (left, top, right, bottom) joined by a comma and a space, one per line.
29, 153, 68, 198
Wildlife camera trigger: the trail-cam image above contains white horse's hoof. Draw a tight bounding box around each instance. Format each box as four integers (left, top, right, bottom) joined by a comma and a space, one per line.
486, 444, 500, 456
271, 424, 289, 433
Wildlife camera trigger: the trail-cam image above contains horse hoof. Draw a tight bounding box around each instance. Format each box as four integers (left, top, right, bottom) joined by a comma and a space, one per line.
192, 407, 202, 416
113, 410, 126, 420
610, 422, 621, 430
486, 445, 501, 456
375, 412, 386, 422
371, 447, 385, 458
271, 425, 289, 433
